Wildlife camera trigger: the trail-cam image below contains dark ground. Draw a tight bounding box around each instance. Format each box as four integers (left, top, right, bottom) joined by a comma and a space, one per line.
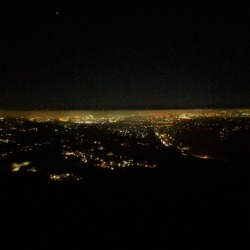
0, 156, 250, 249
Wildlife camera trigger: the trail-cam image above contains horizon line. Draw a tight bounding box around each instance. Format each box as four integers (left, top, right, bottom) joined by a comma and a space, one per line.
1, 108, 250, 112
1, 107, 250, 111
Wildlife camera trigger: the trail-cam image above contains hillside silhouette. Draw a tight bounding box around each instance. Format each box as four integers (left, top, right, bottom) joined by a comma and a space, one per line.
0, 153, 249, 248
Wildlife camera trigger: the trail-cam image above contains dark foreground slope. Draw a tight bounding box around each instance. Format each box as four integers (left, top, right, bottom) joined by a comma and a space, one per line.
0, 157, 250, 248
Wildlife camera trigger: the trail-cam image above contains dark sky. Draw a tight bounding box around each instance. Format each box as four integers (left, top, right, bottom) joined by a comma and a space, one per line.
0, 1, 250, 109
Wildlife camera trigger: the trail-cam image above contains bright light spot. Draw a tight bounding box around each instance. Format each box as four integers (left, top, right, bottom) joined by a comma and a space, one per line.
11, 161, 31, 172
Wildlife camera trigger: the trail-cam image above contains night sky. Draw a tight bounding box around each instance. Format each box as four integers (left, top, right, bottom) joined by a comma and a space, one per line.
0, 1, 250, 110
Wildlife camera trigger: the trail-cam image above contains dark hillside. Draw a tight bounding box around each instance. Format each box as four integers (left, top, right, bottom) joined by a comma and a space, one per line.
0, 156, 249, 248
